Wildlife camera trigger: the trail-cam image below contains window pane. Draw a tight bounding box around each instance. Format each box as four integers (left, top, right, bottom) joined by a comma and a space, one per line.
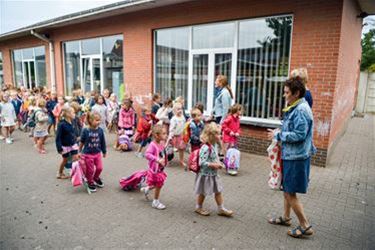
82, 38, 100, 55
64, 41, 81, 95
236, 16, 292, 119
22, 48, 34, 59
35, 46, 46, 87
155, 28, 189, 105
12, 50, 23, 87
102, 35, 123, 99
192, 54, 208, 109
193, 22, 235, 49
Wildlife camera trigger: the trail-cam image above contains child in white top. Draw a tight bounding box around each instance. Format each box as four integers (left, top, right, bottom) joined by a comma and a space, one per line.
0, 92, 16, 144
168, 102, 186, 169
91, 95, 109, 131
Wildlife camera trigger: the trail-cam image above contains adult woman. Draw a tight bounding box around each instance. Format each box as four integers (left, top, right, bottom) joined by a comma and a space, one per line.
212, 75, 233, 124
267, 77, 316, 238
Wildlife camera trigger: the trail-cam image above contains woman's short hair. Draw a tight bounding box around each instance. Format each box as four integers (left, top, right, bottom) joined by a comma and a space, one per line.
284, 77, 306, 98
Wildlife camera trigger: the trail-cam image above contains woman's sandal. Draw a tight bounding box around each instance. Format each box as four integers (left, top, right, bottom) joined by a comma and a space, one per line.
195, 208, 210, 216
268, 216, 292, 226
287, 225, 314, 238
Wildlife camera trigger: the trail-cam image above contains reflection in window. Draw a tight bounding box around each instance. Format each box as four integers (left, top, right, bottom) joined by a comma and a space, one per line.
193, 22, 235, 49
12, 46, 46, 88
155, 27, 189, 105
64, 41, 81, 95
82, 38, 100, 55
103, 35, 123, 98
236, 16, 292, 119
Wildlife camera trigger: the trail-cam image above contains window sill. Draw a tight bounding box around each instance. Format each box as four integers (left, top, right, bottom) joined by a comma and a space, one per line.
240, 117, 281, 128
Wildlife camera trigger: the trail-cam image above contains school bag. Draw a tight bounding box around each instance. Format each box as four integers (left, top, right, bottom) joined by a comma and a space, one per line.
267, 140, 283, 190
165, 144, 174, 161
26, 110, 41, 128
224, 147, 241, 171
188, 144, 211, 173
119, 170, 148, 191
182, 121, 191, 144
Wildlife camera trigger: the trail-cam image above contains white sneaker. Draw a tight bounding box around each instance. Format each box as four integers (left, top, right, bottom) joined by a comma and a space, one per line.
5, 138, 13, 144
140, 186, 150, 200
0, 135, 5, 140
152, 200, 166, 210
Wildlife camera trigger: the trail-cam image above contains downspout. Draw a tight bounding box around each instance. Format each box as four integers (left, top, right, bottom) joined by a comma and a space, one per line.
30, 29, 56, 92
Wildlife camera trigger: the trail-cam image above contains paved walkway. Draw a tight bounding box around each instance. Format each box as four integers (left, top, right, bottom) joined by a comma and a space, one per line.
0, 115, 374, 249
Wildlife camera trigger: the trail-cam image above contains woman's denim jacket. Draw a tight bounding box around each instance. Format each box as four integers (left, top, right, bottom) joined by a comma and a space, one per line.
275, 98, 316, 160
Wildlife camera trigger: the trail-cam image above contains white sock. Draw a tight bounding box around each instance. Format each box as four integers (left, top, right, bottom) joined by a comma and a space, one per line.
218, 204, 224, 210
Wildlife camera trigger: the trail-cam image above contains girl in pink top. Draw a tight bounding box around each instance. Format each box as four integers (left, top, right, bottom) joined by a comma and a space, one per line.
117, 98, 136, 137
140, 124, 168, 210
221, 104, 242, 155
52, 96, 65, 129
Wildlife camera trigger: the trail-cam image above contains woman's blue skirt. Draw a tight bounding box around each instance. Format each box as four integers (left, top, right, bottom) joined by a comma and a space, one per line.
282, 158, 310, 194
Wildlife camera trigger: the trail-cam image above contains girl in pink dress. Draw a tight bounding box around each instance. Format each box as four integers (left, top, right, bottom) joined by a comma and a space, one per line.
140, 124, 168, 210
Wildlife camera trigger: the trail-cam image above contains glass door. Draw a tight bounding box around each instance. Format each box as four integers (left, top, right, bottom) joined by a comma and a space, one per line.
81, 56, 102, 93
191, 52, 232, 114
22, 61, 36, 89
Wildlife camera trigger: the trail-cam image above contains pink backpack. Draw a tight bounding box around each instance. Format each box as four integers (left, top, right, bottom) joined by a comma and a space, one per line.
119, 170, 148, 191
71, 160, 84, 187
188, 144, 211, 173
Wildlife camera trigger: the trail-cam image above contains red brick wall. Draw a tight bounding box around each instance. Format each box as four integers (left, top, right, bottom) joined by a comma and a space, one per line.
0, 0, 362, 166
329, 0, 362, 149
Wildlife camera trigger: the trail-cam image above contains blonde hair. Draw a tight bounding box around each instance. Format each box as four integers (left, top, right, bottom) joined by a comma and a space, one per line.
38, 98, 46, 108
290, 68, 308, 85
86, 111, 101, 128
216, 75, 234, 98
175, 96, 184, 104
60, 106, 74, 121
70, 101, 81, 113
152, 124, 164, 139
173, 102, 183, 115
200, 122, 221, 145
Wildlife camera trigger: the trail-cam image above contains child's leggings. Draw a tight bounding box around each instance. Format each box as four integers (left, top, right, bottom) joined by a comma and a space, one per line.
82, 153, 103, 185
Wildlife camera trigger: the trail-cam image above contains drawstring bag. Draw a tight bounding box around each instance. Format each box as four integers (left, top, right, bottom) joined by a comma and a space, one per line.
267, 140, 283, 190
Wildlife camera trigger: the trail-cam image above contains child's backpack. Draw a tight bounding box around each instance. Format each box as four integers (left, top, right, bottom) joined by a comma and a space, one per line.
119, 170, 148, 191
188, 148, 200, 173
224, 147, 241, 171
182, 121, 191, 144
27, 110, 38, 128
165, 144, 174, 161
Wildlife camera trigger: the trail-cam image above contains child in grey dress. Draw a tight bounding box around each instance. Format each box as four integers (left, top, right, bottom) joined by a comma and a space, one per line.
194, 122, 233, 217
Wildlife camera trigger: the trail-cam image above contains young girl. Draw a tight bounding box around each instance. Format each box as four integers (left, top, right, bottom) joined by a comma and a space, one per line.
46, 92, 57, 134
221, 104, 242, 155
140, 124, 168, 210
55, 107, 79, 179
151, 93, 162, 118
91, 95, 109, 131
33, 99, 49, 153
70, 101, 83, 142
135, 106, 152, 158
189, 108, 205, 152
118, 98, 136, 138
107, 93, 119, 131
194, 122, 233, 217
168, 102, 186, 168
79, 112, 107, 193
155, 98, 173, 130
0, 92, 17, 144
52, 96, 65, 129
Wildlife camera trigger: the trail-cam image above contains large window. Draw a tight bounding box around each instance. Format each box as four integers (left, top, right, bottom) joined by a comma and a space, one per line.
63, 35, 124, 97
0, 52, 3, 87
12, 46, 47, 89
154, 15, 292, 123
155, 27, 189, 105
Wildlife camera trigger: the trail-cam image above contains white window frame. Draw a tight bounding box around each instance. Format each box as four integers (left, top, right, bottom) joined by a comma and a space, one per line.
154, 14, 293, 126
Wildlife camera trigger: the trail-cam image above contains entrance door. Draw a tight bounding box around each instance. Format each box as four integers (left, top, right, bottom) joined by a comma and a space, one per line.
81, 56, 102, 94
22, 61, 36, 89
191, 52, 232, 114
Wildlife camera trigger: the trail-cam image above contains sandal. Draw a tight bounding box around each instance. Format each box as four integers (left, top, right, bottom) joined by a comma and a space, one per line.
56, 173, 70, 179
195, 208, 210, 216
268, 216, 292, 226
287, 225, 314, 238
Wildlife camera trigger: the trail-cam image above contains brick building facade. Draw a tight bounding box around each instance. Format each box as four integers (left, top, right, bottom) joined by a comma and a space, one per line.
0, 0, 372, 166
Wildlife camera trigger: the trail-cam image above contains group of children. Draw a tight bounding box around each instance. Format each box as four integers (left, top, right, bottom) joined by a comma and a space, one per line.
0, 84, 243, 217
